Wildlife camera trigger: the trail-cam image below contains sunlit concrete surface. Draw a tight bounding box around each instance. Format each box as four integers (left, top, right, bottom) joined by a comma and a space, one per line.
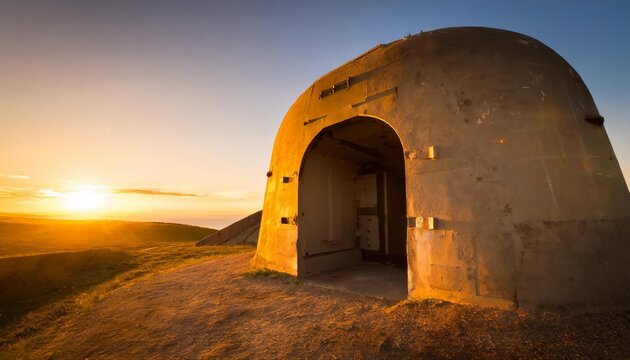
253, 27, 630, 310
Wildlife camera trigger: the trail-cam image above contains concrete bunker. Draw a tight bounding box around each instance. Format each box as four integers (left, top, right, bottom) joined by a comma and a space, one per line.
298, 116, 407, 282
252, 27, 630, 309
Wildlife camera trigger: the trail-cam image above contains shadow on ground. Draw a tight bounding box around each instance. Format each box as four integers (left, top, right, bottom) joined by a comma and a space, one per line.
0, 250, 135, 327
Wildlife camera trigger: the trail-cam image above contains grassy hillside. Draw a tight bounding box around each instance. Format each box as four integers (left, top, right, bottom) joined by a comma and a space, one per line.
0, 216, 253, 352
0, 215, 217, 257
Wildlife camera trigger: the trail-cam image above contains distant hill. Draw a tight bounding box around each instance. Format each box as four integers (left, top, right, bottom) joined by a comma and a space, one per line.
0, 215, 217, 257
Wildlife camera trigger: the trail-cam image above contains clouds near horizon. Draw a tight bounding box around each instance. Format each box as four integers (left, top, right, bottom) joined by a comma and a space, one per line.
0, 174, 31, 180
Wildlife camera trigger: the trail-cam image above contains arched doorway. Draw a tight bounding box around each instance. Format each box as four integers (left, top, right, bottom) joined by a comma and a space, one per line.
298, 116, 407, 299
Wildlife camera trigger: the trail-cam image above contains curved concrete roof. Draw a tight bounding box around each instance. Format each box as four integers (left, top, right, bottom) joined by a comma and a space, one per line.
254, 27, 630, 309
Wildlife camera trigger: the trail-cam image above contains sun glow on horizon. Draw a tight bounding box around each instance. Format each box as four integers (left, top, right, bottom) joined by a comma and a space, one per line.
63, 185, 108, 213
0, 178, 262, 222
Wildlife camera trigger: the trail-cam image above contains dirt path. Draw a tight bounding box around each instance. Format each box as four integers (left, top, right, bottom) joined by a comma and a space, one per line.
36, 252, 629, 359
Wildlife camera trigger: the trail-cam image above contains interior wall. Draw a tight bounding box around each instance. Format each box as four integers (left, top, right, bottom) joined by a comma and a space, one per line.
298, 142, 365, 275
298, 117, 406, 276
299, 152, 360, 253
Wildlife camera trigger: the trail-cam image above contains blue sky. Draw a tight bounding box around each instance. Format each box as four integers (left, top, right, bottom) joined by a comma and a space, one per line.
0, 0, 628, 227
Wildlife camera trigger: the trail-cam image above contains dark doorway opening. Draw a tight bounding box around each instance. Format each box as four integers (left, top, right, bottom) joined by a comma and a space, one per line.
298, 116, 407, 299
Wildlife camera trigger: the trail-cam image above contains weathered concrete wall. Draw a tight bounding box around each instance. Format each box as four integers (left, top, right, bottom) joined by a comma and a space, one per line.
253, 27, 630, 309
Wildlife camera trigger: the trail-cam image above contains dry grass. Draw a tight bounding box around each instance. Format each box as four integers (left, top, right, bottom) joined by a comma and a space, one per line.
1, 216, 628, 358
0, 216, 253, 358
9, 253, 627, 359
242, 268, 291, 279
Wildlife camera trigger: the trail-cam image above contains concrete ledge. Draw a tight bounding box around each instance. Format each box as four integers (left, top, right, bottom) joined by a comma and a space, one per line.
196, 210, 262, 246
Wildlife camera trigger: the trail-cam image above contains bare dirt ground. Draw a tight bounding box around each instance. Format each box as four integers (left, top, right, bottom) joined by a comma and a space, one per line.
31, 252, 629, 359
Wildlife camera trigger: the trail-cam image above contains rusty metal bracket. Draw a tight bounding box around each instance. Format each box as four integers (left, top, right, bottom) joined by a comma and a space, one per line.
304, 114, 327, 125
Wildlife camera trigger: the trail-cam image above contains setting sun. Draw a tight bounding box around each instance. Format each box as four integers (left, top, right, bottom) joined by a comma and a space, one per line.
63, 185, 107, 212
